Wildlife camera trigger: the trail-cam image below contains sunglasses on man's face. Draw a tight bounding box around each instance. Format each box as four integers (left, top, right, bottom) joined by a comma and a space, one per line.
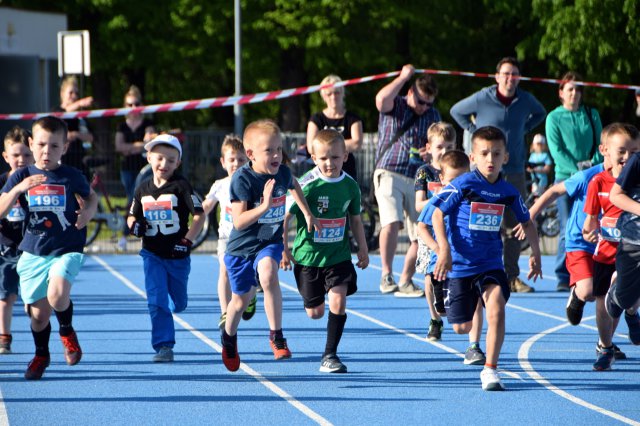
413, 86, 434, 107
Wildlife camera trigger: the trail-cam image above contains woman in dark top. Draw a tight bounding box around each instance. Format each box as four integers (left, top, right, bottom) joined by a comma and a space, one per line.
55, 76, 94, 179
306, 74, 363, 180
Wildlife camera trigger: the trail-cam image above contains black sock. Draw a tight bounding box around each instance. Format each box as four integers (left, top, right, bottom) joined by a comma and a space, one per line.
270, 329, 284, 341
324, 312, 347, 357
55, 300, 74, 337
32, 322, 51, 357
222, 329, 236, 344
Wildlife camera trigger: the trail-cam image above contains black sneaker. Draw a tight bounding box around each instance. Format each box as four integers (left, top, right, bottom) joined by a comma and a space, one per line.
432, 280, 446, 316
427, 319, 443, 341
625, 311, 640, 345
242, 295, 257, 321
593, 345, 615, 371
566, 287, 586, 325
319, 354, 347, 373
464, 344, 486, 365
597, 342, 626, 360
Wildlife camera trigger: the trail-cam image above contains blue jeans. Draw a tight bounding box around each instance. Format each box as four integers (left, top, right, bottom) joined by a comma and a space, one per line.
141, 249, 190, 351
554, 191, 571, 284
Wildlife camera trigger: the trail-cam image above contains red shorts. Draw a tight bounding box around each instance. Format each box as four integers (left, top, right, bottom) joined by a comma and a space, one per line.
566, 251, 594, 287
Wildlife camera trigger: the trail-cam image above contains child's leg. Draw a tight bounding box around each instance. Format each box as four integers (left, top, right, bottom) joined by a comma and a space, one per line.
142, 252, 175, 350
218, 261, 232, 315
424, 274, 441, 321
0, 294, 18, 335
468, 299, 483, 345
574, 278, 595, 302
482, 284, 506, 368
258, 256, 282, 332
28, 298, 53, 356
167, 258, 190, 314
225, 288, 256, 337
325, 285, 348, 357
595, 296, 618, 347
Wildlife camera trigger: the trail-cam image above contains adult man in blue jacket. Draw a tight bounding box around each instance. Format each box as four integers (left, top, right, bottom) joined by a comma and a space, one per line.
450, 57, 546, 293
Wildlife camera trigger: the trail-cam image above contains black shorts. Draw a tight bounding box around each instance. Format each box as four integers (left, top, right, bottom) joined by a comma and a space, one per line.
0, 245, 20, 299
444, 269, 510, 325
615, 241, 640, 309
592, 261, 616, 297
293, 260, 358, 309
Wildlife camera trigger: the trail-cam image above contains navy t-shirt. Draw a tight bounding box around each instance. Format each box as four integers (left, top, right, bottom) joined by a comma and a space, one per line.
225, 163, 295, 259
431, 169, 530, 277
0, 172, 26, 247
1, 165, 90, 255
616, 152, 640, 244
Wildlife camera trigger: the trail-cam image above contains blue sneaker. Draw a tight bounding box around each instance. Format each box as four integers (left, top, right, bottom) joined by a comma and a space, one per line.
605, 283, 624, 319
624, 311, 640, 345
593, 346, 615, 371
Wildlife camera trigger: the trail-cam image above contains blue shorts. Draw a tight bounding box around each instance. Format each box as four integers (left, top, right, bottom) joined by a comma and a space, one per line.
224, 243, 283, 295
0, 245, 20, 299
444, 269, 510, 324
17, 251, 85, 305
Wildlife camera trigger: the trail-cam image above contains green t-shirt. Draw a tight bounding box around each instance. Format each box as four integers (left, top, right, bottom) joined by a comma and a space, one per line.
289, 167, 361, 267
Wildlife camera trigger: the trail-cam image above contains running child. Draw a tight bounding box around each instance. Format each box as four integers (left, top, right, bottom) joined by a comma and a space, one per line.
0, 116, 98, 380
220, 119, 319, 372
281, 129, 369, 373
128, 134, 206, 363
0, 126, 34, 354
582, 123, 639, 370
202, 135, 256, 330
526, 134, 553, 196
432, 126, 542, 391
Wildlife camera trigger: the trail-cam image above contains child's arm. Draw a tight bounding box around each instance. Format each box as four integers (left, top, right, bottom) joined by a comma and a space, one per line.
349, 214, 369, 269
415, 190, 428, 214
513, 181, 567, 240
290, 179, 320, 233
0, 174, 47, 218
184, 213, 206, 242
520, 219, 543, 281
582, 214, 599, 244
417, 222, 439, 252
75, 189, 98, 229
231, 179, 275, 231
610, 183, 640, 216
202, 198, 218, 215
280, 211, 295, 271
432, 207, 451, 281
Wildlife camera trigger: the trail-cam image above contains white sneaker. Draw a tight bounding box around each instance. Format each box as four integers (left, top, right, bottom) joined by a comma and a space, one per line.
480, 367, 505, 391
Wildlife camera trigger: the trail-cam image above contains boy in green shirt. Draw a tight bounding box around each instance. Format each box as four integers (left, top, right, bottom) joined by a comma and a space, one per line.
282, 129, 369, 373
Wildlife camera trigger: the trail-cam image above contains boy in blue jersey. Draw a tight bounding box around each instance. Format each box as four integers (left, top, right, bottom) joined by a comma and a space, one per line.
0, 116, 98, 380
221, 119, 319, 372
432, 126, 542, 391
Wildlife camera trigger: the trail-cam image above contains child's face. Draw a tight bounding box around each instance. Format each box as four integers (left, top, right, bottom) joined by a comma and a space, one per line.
470, 138, 508, 182
29, 127, 67, 170
532, 142, 544, 153
428, 136, 456, 169
3, 143, 34, 172
311, 141, 348, 178
605, 133, 639, 176
246, 131, 282, 175
147, 144, 181, 182
439, 165, 467, 186
220, 148, 247, 177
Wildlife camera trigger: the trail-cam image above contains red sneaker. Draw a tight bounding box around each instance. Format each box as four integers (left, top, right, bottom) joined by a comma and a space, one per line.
221, 333, 240, 372
24, 355, 51, 380
270, 338, 292, 360
60, 331, 82, 365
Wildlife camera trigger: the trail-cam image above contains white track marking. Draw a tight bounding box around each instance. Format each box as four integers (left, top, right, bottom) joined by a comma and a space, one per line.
91, 255, 333, 426
0, 387, 8, 426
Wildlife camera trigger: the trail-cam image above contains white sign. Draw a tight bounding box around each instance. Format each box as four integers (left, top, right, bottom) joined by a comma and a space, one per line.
57, 30, 91, 76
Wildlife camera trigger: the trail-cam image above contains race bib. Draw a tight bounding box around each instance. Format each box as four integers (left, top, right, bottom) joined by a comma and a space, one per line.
600, 216, 621, 242
142, 199, 174, 225
313, 217, 346, 243
469, 202, 504, 232
427, 181, 443, 195
258, 195, 286, 224
28, 184, 66, 212
219, 205, 233, 236
7, 200, 25, 222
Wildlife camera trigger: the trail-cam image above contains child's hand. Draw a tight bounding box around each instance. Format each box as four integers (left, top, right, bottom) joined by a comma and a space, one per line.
172, 238, 193, 259
16, 175, 47, 193
75, 201, 92, 229
356, 247, 369, 269
512, 223, 527, 240
280, 247, 295, 270
262, 179, 275, 209
434, 249, 451, 282
129, 218, 148, 238
527, 254, 543, 282
304, 214, 322, 234
582, 228, 598, 244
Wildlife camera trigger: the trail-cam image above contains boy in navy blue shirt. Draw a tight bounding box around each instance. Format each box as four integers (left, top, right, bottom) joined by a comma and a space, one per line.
0, 116, 98, 380
432, 126, 542, 391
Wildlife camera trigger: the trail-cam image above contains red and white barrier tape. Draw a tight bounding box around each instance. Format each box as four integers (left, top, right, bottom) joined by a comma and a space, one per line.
1, 68, 638, 121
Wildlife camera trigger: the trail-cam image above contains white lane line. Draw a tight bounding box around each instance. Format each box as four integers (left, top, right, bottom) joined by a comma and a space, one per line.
91, 255, 333, 426
518, 322, 640, 426
0, 387, 8, 426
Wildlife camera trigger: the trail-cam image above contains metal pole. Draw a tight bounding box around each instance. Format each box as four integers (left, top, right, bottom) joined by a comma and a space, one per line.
233, 0, 243, 135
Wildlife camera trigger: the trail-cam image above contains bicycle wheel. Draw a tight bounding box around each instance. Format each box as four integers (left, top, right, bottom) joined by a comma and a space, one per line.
85, 202, 104, 247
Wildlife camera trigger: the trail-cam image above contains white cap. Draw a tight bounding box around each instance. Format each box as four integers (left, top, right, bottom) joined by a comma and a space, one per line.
533, 134, 547, 145
144, 134, 182, 159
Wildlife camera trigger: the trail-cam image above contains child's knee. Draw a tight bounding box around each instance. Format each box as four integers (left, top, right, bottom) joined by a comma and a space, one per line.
452, 322, 472, 334
307, 305, 325, 319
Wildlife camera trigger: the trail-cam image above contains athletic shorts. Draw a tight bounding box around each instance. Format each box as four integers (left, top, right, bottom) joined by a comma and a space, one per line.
566, 251, 594, 287
592, 260, 616, 297
17, 251, 85, 305
0, 245, 20, 299
373, 169, 418, 241
224, 243, 283, 295
293, 260, 357, 308
444, 269, 510, 325
614, 240, 640, 310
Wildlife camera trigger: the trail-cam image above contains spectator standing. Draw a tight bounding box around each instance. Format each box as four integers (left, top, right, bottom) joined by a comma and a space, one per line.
306, 75, 363, 180
450, 57, 546, 293
374, 64, 441, 297
545, 71, 603, 291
